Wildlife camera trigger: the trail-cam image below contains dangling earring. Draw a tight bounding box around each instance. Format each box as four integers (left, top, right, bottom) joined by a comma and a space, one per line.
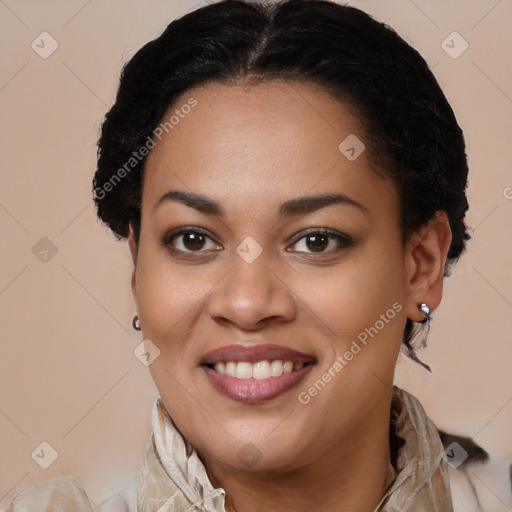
419, 302, 431, 319
403, 303, 432, 373
419, 303, 431, 339
132, 315, 141, 331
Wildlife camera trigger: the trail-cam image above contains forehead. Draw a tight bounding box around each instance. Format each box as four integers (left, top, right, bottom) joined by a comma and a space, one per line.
142, 80, 396, 216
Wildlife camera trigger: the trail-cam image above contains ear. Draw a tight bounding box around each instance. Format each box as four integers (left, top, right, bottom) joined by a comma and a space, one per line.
404, 211, 452, 322
128, 223, 138, 299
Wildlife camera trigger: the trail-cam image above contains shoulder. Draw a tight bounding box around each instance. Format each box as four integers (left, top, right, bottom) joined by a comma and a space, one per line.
1, 475, 131, 512
1, 475, 93, 511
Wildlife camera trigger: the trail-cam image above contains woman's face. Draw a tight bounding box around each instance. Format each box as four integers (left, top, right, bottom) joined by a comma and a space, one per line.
131, 80, 419, 472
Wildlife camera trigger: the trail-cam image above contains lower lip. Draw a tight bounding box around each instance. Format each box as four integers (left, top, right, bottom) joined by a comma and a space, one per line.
202, 364, 314, 403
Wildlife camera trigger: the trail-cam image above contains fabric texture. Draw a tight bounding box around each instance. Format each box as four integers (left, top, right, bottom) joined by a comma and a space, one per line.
372, 386, 453, 511
1, 385, 454, 512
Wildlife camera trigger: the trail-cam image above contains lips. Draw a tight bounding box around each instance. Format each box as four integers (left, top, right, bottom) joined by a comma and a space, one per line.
201, 344, 314, 365
201, 343, 315, 403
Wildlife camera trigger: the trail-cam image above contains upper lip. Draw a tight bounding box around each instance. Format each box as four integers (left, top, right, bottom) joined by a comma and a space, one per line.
201, 343, 315, 365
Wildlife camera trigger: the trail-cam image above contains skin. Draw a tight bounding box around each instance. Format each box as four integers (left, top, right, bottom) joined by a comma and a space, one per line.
128, 80, 452, 512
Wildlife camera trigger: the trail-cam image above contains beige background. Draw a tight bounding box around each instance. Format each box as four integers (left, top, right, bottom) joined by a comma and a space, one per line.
0, 0, 510, 509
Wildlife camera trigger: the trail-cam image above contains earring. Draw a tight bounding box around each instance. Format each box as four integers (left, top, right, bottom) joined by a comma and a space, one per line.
132, 315, 141, 331
419, 303, 431, 318
418, 303, 431, 337
403, 303, 433, 373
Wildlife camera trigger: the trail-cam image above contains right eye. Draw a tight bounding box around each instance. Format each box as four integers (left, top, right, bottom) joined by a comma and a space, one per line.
162, 228, 222, 254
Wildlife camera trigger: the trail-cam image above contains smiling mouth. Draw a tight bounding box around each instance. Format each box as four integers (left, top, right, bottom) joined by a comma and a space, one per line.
202, 359, 315, 403
204, 359, 314, 379
200, 343, 316, 403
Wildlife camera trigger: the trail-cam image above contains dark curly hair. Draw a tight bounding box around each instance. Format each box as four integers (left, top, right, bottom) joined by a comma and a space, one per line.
93, 0, 470, 368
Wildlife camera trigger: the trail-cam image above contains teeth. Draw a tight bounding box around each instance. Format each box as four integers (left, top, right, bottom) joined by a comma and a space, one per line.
253, 361, 271, 380
283, 361, 293, 373
214, 362, 225, 375
225, 362, 236, 377
270, 360, 283, 377
212, 360, 307, 379
236, 362, 253, 379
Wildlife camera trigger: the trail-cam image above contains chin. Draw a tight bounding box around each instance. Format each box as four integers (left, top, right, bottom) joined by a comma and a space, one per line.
196, 419, 313, 473
209, 442, 307, 474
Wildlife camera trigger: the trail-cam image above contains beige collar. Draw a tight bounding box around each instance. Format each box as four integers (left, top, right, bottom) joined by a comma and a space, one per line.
371, 386, 453, 511
137, 386, 453, 512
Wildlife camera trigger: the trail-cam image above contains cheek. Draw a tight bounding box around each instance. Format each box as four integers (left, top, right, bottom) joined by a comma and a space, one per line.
292, 248, 406, 341
297, 251, 406, 428
134, 249, 209, 353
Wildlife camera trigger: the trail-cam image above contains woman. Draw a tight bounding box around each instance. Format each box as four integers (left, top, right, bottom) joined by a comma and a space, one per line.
3, 0, 474, 510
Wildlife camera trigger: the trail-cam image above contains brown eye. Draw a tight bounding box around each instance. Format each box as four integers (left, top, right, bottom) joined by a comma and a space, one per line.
288, 229, 352, 254
305, 234, 329, 252
164, 229, 220, 253
181, 232, 206, 251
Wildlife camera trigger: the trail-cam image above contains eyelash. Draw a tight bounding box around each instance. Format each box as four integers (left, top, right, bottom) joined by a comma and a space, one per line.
289, 228, 353, 254
161, 227, 353, 256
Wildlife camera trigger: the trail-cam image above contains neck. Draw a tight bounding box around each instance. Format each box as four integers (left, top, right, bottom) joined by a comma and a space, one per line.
202, 402, 397, 512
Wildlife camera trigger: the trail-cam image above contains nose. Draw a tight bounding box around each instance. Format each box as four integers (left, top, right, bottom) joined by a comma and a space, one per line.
206, 250, 297, 331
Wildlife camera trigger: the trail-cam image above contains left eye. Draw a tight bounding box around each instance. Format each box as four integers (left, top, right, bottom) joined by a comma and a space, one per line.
288, 231, 349, 253
167, 231, 220, 252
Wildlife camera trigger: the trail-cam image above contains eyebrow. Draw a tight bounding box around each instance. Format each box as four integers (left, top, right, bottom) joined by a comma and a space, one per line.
153, 190, 367, 217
